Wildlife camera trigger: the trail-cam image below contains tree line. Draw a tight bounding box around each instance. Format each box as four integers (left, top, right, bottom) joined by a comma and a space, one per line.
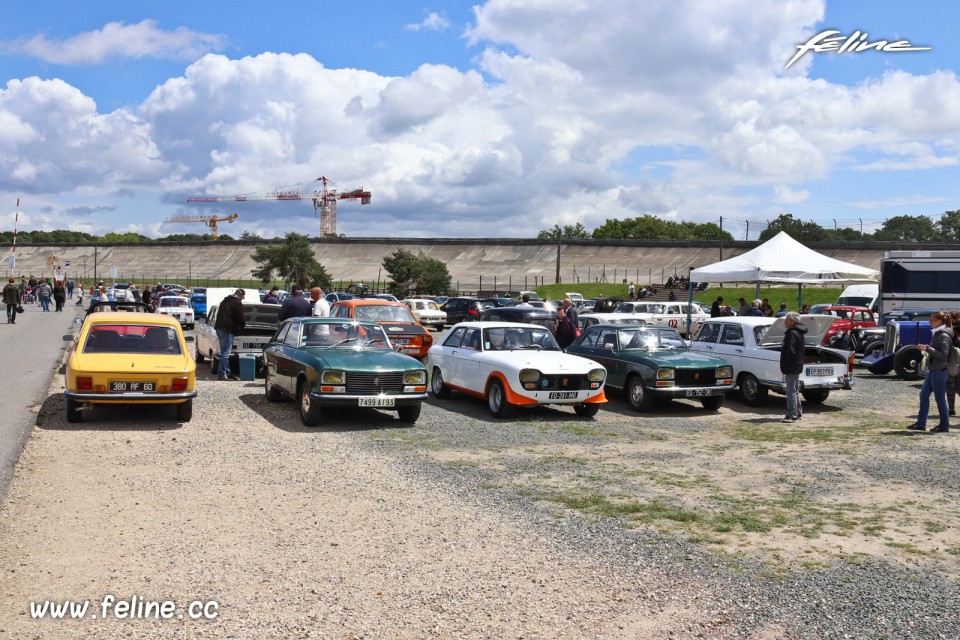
0, 230, 268, 244
538, 211, 960, 243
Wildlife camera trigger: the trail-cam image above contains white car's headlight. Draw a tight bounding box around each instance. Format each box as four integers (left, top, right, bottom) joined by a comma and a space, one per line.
587, 368, 606, 382
519, 369, 542, 383
322, 370, 345, 384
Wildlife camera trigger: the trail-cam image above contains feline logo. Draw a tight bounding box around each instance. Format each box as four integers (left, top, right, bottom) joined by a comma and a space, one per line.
786, 30, 931, 69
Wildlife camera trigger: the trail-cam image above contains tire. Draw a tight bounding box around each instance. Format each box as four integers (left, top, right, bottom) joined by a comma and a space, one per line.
265, 370, 282, 402
397, 403, 421, 424
626, 375, 653, 412
298, 380, 322, 427
894, 346, 922, 380
860, 341, 884, 361
195, 347, 204, 363
701, 395, 724, 411
435, 324, 445, 332
487, 379, 515, 418
739, 372, 768, 406
210, 353, 219, 375
176, 399, 193, 422
574, 402, 600, 417
66, 397, 82, 423
802, 389, 830, 404
431, 367, 452, 399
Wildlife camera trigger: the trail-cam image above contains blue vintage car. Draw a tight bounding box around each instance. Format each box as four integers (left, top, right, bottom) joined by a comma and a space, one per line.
860, 319, 931, 379
190, 293, 207, 319
263, 317, 428, 426
566, 323, 734, 411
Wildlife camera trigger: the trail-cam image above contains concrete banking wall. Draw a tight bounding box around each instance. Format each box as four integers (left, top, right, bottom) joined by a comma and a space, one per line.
2, 237, 955, 291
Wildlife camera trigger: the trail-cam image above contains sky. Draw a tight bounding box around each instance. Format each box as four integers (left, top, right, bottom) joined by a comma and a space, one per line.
1, 0, 958, 241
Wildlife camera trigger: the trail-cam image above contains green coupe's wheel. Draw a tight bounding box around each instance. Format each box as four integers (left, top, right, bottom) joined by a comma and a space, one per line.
626, 375, 653, 412
739, 373, 768, 406
265, 370, 282, 402
66, 397, 82, 423
176, 399, 193, 422
487, 379, 515, 418
298, 381, 322, 427
801, 389, 830, 405
573, 402, 600, 417
397, 403, 421, 424
700, 395, 724, 411
431, 367, 451, 399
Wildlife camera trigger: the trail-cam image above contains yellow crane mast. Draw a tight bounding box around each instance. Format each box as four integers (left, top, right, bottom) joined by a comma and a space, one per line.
163, 213, 238, 240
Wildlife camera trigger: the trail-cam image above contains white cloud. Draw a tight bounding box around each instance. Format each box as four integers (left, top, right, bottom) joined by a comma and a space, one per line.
405, 12, 451, 32
774, 185, 810, 204
7, 19, 225, 65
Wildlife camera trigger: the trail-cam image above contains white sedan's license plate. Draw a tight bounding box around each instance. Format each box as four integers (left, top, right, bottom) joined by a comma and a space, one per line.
359, 397, 395, 407
806, 367, 833, 376
242, 342, 264, 349
549, 391, 578, 400
685, 389, 710, 397
110, 381, 155, 392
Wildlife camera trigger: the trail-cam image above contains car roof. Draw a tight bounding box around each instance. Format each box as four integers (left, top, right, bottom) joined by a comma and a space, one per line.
586, 323, 661, 331
334, 298, 406, 307
448, 321, 550, 330
821, 305, 872, 312
702, 316, 775, 326
283, 317, 380, 328
85, 312, 181, 327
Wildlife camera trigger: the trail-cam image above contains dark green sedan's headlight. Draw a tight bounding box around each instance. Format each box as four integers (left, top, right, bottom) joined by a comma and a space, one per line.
322, 370, 345, 384
404, 370, 426, 385
716, 365, 733, 379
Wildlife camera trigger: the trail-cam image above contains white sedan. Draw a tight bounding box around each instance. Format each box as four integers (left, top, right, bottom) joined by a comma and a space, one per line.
401, 298, 447, 331
427, 322, 607, 418
613, 301, 709, 337
155, 295, 195, 330
689, 315, 854, 406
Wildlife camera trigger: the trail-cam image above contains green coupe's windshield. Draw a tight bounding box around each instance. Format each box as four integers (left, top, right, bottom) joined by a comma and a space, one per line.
303, 323, 391, 349
619, 327, 687, 350
483, 327, 561, 351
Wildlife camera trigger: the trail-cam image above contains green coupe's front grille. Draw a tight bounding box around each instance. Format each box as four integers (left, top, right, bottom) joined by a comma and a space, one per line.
676, 369, 718, 387
346, 372, 405, 394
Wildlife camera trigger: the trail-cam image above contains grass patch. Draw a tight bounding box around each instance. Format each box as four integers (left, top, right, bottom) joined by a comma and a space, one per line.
726, 423, 853, 445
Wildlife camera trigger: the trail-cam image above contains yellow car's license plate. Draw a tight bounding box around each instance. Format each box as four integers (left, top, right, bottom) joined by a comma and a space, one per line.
110, 381, 156, 392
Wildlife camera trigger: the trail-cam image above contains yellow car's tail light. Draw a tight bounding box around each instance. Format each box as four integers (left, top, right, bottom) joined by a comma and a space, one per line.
172, 377, 189, 392
77, 376, 93, 390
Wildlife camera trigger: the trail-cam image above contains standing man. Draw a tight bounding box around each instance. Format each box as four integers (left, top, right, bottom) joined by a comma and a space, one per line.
66, 278, 74, 300
516, 294, 532, 308
738, 297, 750, 317
3, 278, 22, 324
780, 311, 807, 423
278, 285, 312, 321
774, 303, 789, 318
311, 287, 330, 317
628, 282, 635, 299
263, 287, 280, 305
710, 296, 724, 318
214, 289, 246, 381
555, 298, 580, 350
36, 279, 52, 312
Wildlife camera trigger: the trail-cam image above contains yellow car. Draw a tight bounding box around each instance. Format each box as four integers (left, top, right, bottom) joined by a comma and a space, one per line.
64, 312, 197, 423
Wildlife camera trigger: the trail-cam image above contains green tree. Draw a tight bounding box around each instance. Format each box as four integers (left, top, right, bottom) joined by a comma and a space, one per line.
874, 215, 941, 242
758, 214, 829, 242
537, 223, 590, 239
382, 248, 453, 297
239, 230, 263, 241
250, 232, 331, 288
938, 210, 960, 241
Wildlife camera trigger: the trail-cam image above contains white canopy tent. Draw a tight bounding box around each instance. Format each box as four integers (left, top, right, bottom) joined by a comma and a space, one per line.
683, 232, 879, 333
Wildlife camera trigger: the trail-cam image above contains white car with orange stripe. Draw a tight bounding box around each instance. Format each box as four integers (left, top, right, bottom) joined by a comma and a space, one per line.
613, 301, 710, 337
427, 321, 607, 418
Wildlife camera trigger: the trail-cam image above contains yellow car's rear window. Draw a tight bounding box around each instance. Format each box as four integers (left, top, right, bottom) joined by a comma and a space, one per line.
83, 325, 182, 355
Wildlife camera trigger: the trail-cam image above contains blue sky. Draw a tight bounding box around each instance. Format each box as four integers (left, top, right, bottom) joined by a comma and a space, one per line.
1, 0, 958, 241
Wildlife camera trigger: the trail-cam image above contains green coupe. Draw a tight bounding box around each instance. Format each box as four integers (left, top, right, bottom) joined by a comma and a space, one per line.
263, 318, 428, 426
566, 323, 734, 412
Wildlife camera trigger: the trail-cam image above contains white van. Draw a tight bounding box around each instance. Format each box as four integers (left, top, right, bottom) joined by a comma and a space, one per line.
835, 284, 879, 310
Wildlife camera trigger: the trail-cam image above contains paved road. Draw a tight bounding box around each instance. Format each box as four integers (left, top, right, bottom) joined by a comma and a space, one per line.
0, 300, 80, 500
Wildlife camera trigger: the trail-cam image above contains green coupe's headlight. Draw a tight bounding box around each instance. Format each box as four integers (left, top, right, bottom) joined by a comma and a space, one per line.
588, 368, 606, 382
657, 367, 675, 380
519, 368, 542, 383
404, 370, 426, 385
716, 365, 733, 379
322, 370, 345, 384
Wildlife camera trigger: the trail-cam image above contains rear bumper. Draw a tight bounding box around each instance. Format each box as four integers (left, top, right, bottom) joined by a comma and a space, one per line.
65, 390, 197, 403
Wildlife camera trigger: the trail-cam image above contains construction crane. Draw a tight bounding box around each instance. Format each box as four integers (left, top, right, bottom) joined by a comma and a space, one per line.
163, 213, 238, 240
186, 176, 371, 236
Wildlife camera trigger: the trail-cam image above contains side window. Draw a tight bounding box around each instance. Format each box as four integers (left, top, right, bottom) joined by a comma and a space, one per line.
462, 328, 481, 350
207, 307, 217, 324
598, 328, 619, 350
272, 323, 290, 344
579, 327, 601, 347
719, 324, 744, 345
283, 323, 301, 347
443, 326, 467, 347
695, 323, 719, 343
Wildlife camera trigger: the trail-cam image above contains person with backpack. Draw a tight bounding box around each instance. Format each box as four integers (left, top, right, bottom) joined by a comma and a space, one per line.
3, 277, 23, 324
907, 311, 953, 433
946, 311, 960, 417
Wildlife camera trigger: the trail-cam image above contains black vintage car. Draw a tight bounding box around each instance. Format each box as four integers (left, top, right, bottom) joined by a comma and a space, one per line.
479, 306, 558, 332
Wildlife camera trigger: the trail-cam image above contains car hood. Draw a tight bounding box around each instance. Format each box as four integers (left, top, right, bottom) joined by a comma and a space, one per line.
378, 322, 430, 337
616, 348, 731, 367
244, 303, 281, 329
303, 347, 425, 372
479, 350, 601, 374
761, 315, 835, 345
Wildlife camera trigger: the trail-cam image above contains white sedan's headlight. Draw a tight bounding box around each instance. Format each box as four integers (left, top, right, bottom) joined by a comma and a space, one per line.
519, 369, 542, 383
588, 368, 606, 382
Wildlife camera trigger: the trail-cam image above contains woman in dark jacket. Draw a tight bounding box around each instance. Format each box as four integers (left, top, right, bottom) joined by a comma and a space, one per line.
907, 311, 953, 433
947, 311, 960, 417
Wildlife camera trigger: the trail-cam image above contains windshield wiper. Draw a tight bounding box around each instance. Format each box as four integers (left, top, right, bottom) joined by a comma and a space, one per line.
519, 344, 543, 350
364, 338, 387, 346
327, 338, 358, 348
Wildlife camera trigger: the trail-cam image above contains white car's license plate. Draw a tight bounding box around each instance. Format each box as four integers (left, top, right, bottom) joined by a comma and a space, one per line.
242, 342, 264, 349
685, 389, 710, 397
549, 391, 578, 400
110, 381, 155, 392
359, 397, 395, 407
806, 367, 833, 376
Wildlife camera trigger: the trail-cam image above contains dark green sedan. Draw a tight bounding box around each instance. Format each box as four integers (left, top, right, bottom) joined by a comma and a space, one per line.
263, 318, 428, 426
566, 323, 734, 412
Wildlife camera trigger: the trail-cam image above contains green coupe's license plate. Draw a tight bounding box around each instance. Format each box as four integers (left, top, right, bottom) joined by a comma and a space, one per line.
110, 381, 155, 392
359, 397, 395, 407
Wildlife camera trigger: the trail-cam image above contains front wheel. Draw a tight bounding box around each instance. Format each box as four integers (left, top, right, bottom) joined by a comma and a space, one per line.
66, 397, 82, 423
397, 404, 421, 424
487, 379, 515, 418
431, 367, 452, 399
701, 395, 724, 411
298, 381, 322, 427
626, 375, 653, 412
860, 341, 884, 361
740, 373, 769, 406
802, 389, 830, 404
265, 370, 282, 402
176, 399, 193, 422
573, 402, 600, 417
894, 346, 922, 380
195, 347, 205, 363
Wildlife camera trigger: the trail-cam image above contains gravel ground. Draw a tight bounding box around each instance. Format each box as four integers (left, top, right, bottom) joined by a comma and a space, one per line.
0, 355, 958, 639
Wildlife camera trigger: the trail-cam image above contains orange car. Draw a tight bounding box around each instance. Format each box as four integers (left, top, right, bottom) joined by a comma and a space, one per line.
329, 299, 433, 358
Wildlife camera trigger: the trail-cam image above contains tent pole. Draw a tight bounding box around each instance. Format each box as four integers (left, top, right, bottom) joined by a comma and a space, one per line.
686, 270, 695, 338
798, 284, 802, 311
